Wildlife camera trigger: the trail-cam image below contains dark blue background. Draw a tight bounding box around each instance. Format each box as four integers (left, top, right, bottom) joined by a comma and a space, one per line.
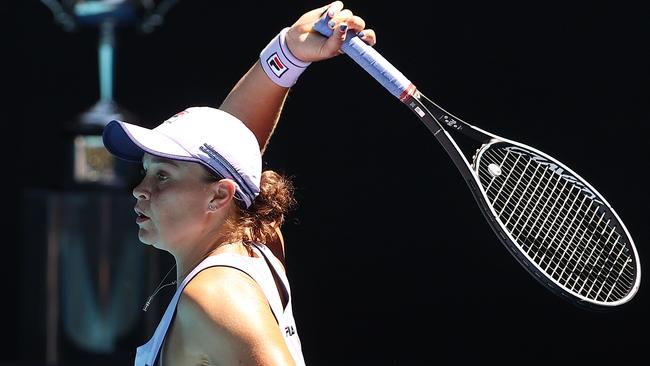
5, 1, 649, 365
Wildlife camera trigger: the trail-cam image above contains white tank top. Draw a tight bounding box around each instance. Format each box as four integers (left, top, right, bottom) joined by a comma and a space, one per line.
134, 243, 305, 366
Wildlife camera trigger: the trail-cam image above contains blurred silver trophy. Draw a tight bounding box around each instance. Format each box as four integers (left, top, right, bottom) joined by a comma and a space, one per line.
35, 1, 179, 364
42, 0, 178, 187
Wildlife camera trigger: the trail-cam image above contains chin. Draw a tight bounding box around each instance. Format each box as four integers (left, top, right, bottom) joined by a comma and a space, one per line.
137, 229, 155, 246
138, 230, 170, 252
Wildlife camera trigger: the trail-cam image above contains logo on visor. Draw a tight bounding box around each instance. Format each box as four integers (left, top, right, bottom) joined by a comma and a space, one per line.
266, 52, 288, 77
165, 110, 189, 124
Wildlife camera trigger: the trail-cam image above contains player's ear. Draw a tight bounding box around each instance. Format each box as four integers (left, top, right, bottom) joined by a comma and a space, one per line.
208, 179, 237, 211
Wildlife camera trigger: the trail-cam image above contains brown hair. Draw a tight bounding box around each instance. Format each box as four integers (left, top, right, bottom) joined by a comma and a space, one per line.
213, 170, 296, 246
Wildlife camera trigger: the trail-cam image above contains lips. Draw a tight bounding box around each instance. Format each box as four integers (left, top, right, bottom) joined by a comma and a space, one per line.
134, 207, 150, 223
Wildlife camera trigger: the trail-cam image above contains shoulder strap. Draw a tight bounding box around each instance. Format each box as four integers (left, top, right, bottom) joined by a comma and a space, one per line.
251, 243, 292, 305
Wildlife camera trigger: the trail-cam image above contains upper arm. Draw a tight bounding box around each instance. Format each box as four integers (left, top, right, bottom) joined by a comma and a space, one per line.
177, 266, 295, 366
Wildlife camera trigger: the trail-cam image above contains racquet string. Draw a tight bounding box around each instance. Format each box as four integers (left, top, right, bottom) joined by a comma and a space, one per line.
475, 146, 635, 302
481, 147, 635, 301
481, 151, 632, 302
480, 147, 635, 301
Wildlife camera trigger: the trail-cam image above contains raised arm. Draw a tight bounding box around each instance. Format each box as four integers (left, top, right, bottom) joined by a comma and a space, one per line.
219, 1, 376, 153
218, 62, 288, 154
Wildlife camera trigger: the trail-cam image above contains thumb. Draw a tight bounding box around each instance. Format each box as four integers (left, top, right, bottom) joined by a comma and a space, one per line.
292, 2, 338, 27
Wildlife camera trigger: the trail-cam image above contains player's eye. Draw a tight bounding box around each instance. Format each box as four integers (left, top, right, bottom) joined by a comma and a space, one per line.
156, 172, 169, 182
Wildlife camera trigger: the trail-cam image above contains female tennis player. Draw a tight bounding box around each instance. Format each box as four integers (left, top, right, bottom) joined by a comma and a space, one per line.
102, 2, 375, 365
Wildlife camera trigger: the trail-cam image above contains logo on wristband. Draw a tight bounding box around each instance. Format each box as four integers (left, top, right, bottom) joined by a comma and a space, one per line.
266, 52, 288, 77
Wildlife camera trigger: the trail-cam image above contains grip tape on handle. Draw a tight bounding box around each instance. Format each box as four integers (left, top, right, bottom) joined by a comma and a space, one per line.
313, 15, 415, 100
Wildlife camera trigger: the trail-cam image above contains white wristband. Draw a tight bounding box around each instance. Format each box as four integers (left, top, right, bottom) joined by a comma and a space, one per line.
260, 28, 311, 88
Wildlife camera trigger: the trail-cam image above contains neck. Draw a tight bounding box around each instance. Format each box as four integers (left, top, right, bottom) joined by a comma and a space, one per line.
173, 236, 249, 285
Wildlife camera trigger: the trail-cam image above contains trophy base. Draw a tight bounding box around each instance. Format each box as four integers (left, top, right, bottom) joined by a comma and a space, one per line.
66, 99, 137, 135
63, 99, 140, 190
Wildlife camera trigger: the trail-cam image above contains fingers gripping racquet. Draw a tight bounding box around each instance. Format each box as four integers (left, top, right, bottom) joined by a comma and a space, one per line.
313, 15, 641, 310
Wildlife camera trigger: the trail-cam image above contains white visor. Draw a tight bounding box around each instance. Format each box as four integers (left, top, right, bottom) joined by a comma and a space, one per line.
102, 107, 261, 208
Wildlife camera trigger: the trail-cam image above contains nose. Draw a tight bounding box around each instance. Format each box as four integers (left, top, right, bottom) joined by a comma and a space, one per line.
132, 179, 150, 200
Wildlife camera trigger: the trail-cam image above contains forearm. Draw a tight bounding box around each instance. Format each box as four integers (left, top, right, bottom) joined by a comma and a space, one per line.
219, 61, 289, 153
220, 2, 375, 154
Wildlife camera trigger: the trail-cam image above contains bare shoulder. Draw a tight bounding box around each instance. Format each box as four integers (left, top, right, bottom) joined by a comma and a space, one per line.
179, 266, 269, 339
176, 265, 295, 365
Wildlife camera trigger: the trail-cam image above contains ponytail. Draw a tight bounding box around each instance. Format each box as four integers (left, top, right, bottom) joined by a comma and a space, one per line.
228, 170, 296, 245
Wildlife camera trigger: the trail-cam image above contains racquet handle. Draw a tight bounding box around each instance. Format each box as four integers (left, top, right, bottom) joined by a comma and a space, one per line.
313, 15, 415, 100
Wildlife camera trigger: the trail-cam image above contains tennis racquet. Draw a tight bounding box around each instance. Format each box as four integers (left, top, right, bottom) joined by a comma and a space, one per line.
313, 16, 641, 310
